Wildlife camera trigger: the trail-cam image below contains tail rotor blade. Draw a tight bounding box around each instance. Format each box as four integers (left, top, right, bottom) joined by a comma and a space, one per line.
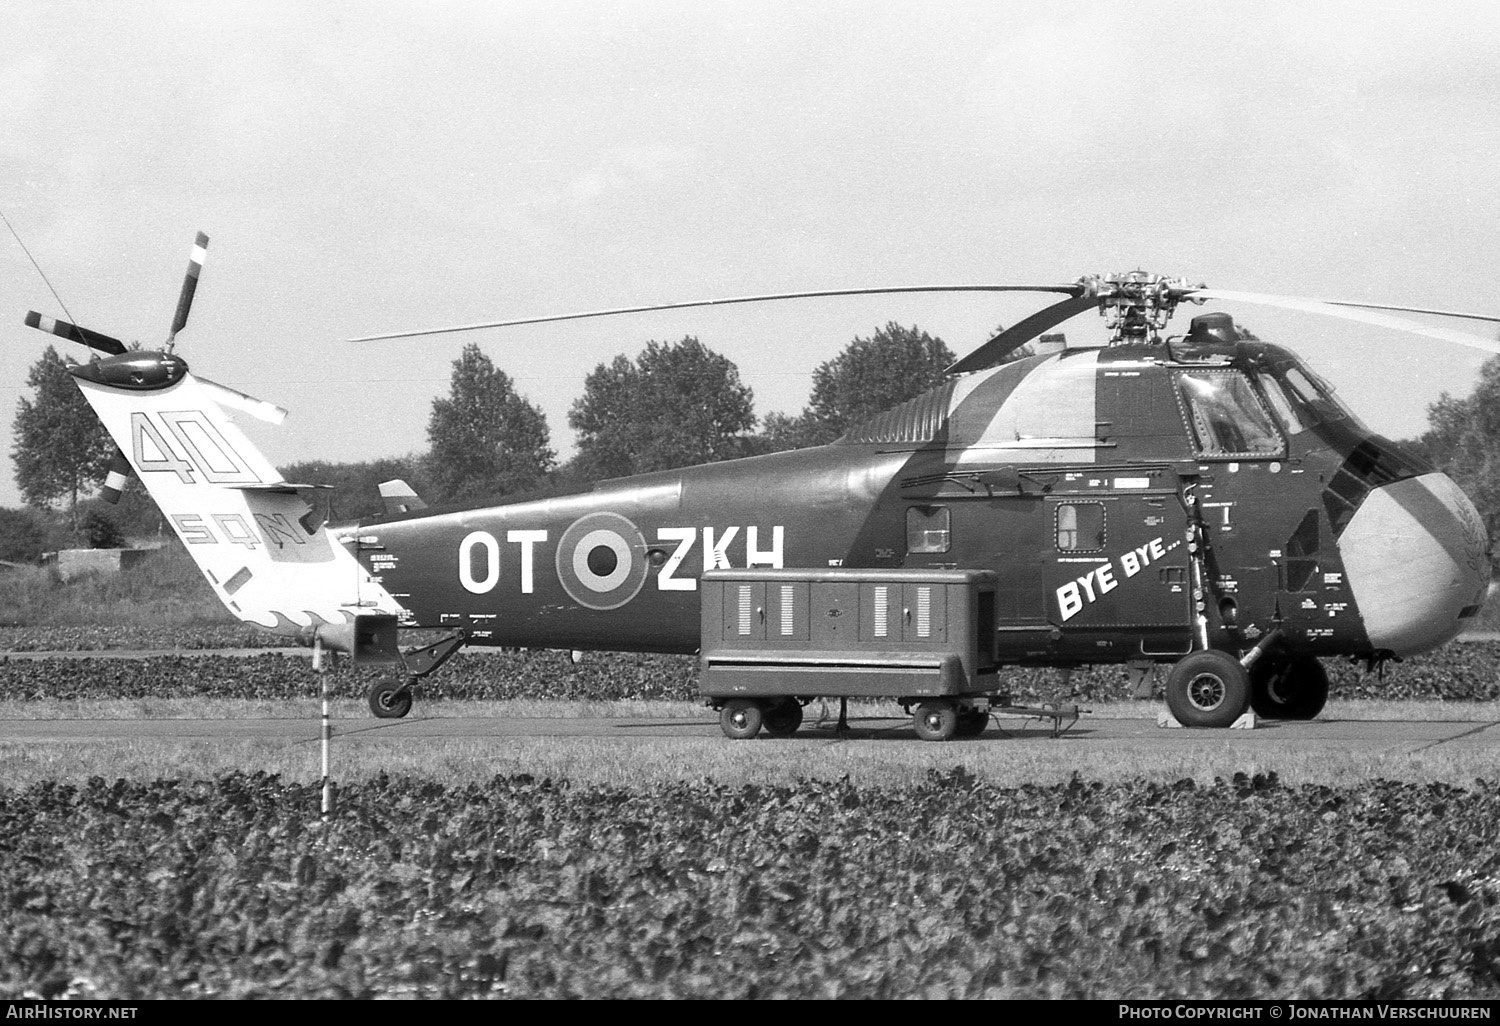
198, 376, 288, 424
99, 449, 134, 505
23, 311, 127, 355
168, 231, 209, 344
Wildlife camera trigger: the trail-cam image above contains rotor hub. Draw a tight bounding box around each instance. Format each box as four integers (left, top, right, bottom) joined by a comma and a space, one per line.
1079, 271, 1205, 344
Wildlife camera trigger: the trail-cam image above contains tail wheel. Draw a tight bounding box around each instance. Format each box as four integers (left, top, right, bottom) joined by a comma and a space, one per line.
762, 698, 804, 738
1164, 650, 1250, 728
912, 699, 959, 742
367, 680, 413, 719
719, 699, 764, 740
1250, 656, 1329, 720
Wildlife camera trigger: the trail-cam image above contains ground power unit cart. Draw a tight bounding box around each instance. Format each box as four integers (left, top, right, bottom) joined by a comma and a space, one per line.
699, 567, 1081, 741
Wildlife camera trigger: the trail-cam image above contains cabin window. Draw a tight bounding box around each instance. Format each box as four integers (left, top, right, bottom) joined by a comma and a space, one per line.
1174, 370, 1284, 457
1055, 502, 1105, 552
906, 505, 951, 554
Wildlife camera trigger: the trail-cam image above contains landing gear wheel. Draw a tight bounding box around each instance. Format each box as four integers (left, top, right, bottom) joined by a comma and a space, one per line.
1250, 656, 1329, 720
955, 707, 989, 738
367, 680, 413, 719
1165, 650, 1250, 728
763, 698, 803, 738
720, 699, 764, 740
912, 699, 959, 742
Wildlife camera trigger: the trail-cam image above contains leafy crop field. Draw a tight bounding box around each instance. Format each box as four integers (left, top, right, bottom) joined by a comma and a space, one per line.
6, 553, 1500, 1000
3, 771, 1500, 1000
4, 632, 1500, 705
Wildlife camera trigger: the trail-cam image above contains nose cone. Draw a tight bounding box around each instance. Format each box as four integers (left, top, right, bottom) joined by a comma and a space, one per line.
1339, 473, 1491, 656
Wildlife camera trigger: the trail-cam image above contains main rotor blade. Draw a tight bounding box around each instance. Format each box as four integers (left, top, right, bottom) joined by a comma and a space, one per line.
23, 311, 126, 355
946, 293, 1094, 375
198, 376, 288, 424
346, 284, 1082, 343
1321, 299, 1500, 324
1185, 289, 1500, 356
168, 231, 209, 343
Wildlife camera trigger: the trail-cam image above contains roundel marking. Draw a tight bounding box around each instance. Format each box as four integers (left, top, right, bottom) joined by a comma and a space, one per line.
572, 529, 633, 592
555, 512, 649, 610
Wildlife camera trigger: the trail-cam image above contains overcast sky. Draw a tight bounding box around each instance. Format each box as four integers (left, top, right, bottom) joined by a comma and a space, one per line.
4, 0, 1498, 510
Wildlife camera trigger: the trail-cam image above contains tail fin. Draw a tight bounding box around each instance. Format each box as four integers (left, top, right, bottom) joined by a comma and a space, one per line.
68, 350, 405, 647
378, 479, 428, 515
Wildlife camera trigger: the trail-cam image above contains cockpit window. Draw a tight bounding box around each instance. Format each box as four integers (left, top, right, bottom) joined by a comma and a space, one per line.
1174, 370, 1284, 457
1278, 364, 1355, 424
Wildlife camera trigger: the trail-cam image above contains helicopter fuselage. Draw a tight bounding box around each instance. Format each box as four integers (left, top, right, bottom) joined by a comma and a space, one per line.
355, 335, 1491, 670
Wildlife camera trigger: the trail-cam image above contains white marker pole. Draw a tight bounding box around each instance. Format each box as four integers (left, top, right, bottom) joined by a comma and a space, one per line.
315, 636, 332, 820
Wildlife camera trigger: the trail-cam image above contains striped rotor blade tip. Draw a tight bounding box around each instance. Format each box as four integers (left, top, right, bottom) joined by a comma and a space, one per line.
25, 310, 60, 334
100, 450, 134, 504
24, 310, 127, 355
169, 232, 210, 339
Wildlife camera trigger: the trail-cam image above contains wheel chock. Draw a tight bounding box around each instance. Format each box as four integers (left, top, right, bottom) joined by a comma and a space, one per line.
1155, 710, 1257, 729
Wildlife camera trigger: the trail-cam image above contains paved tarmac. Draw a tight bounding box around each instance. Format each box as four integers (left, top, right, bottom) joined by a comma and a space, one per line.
4, 632, 1498, 662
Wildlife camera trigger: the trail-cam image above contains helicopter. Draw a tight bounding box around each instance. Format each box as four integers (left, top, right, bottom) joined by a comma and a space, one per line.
25, 239, 1500, 738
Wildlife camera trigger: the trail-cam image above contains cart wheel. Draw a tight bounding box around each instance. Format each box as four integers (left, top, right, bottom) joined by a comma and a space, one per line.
763, 698, 803, 738
367, 680, 413, 719
1165, 650, 1250, 728
955, 707, 989, 738
720, 699, 764, 740
912, 699, 958, 742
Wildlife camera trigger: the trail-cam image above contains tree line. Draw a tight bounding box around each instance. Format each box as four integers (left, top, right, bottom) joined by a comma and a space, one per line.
1403, 352, 1500, 538
342, 321, 958, 515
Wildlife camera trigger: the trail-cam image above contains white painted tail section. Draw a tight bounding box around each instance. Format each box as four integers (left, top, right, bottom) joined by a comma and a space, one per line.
378, 478, 427, 515
74, 371, 404, 634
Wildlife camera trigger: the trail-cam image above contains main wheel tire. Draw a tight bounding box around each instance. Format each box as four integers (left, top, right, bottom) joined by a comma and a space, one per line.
367, 680, 413, 719
720, 699, 764, 740
1165, 650, 1250, 728
955, 707, 989, 738
763, 698, 803, 738
912, 699, 959, 742
1250, 655, 1329, 720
